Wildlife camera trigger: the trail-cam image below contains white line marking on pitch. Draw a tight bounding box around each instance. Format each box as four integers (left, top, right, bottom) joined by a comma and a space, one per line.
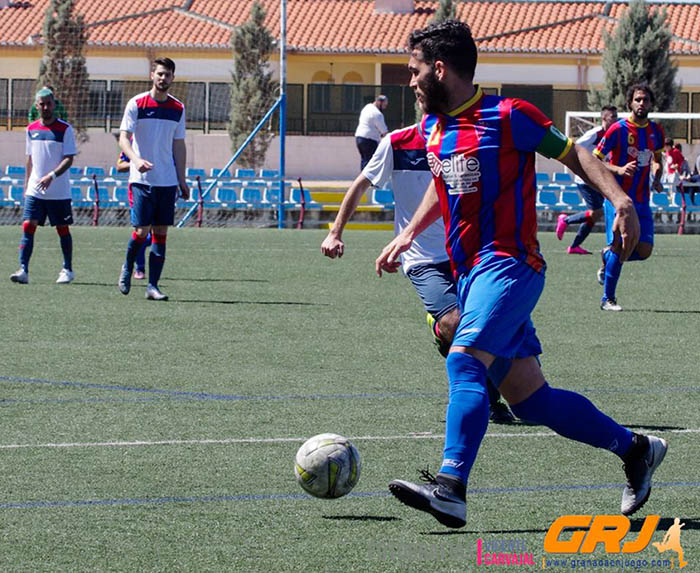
0, 427, 695, 450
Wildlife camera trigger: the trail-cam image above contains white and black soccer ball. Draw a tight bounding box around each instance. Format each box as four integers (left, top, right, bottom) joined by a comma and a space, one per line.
294, 433, 361, 499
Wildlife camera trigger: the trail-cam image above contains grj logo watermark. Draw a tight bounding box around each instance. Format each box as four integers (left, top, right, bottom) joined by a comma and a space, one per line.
543, 515, 688, 570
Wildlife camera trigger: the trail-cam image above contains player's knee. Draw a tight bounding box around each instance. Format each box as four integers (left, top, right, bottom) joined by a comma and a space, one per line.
591, 209, 604, 223
56, 225, 70, 237
437, 308, 460, 344
133, 228, 150, 239
636, 243, 653, 259
22, 221, 37, 234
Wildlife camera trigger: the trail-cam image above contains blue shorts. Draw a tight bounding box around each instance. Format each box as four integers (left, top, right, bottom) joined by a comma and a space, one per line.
23, 196, 73, 226
129, 183, 177, 227
604, 199, 654, 246
453, 255, 543, 360
577, 183, 604, 211
405, 260, 458, 320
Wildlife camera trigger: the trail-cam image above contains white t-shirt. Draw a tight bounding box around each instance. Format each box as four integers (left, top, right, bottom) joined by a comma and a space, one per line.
354, 103, 388, 142
25, 119, 77, 200
574, 125, 606, 185
362, 125, 449, 272
120, 91, 186, 187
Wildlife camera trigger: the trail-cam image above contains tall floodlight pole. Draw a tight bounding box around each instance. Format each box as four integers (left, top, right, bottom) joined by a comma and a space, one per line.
277, 0, 287, 229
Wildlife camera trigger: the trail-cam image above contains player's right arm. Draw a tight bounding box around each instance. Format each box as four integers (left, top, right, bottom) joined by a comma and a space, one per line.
321, 173, 372, 259
375, 179, 440, 276
119, 130, 152, 173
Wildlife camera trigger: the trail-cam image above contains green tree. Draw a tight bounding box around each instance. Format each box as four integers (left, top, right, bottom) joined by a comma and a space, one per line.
589, 0, 679, 112
37, 0, 90, 142
430, 0, 457, 24
228, 1, 279, 170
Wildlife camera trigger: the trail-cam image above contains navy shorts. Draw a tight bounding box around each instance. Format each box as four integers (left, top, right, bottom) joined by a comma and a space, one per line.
23, 196, 73, 226
129, 183, 177, 227
405, 260, 459, 320
453, 255, 544, 360
604, 199, 654, 246
577, 183, 604, 211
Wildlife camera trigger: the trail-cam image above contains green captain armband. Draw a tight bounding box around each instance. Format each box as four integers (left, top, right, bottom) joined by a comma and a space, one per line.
536, 125, 572, 160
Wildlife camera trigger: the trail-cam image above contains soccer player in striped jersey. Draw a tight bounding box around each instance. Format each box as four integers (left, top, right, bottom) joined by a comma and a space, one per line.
118, 57, 189, 301
321, 124, 515, 423
555, 105, 618, 254
594, 83, 665, 311
10, 88, 77, 285
375, 20, 667, 528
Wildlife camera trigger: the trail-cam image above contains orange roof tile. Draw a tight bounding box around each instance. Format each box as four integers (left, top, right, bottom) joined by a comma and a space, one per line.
1, 0, 699, 55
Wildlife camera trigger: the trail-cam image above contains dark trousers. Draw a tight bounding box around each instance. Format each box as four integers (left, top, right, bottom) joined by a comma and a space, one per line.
356, 137, 379, 170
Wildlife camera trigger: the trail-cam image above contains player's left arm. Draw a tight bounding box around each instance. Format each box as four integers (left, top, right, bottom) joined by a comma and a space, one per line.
172, 138, 189, 200
651, 150, 664, 194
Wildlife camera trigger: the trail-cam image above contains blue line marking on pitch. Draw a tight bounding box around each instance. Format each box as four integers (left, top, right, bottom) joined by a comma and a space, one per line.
1, 482, 697, 511
0, 375, 440, 402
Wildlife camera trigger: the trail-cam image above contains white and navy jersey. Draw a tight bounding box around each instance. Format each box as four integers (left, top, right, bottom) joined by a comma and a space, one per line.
362, 125, 449, 272
574, 125, 606, 185
354, 103, 388, 142
120, 91, 186, 187
25, 119, 76, 200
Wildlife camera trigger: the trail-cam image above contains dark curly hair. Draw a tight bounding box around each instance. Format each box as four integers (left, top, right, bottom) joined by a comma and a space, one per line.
408, 20, 477, 80
626, 82, 655, 108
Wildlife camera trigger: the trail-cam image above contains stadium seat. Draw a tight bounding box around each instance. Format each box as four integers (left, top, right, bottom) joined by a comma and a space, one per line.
552, 172, 574, 186
5, 165, 25, 178
71, 186, 91, 208
186, 167, 207, 179
264, 181, 291, 204
535, 172, 550, 186
289, 187, 319, 207
235, 168, 256, 179
0, 184, 13, 206
210, 168, 232, 179
241, 185, 265, 206
9, 185, 24, 204
109, 166, 129, 179
536, 187, 560, 210
558, 189, 584, 209
113, 184, 130, 206
259, 169, 279, 179
649, 192, 677, 212
215, 186, 242, 207
372, 188, 395, 206
69, 166, 83, 178
84, 166, 106, 177
673, 191, 700, 212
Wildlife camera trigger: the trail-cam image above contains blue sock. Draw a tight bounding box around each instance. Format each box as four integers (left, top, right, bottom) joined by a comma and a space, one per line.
19, 222, 36, 271
148, 234, 166, 288
603, 249, 622, 302
571, 222, 593, 248
57, 226, 72, 271
440, 352, 489, 483
565, 211, 589, 225
125, 232, 146, 272
135, 241, 148, 271
510, 383, 633, 457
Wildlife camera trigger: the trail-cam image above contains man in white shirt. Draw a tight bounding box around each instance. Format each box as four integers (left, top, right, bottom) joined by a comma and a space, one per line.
10, 88, 77, 285
118, 57, 189, 301
354, 95, 389, 169
322, 124, 515, 423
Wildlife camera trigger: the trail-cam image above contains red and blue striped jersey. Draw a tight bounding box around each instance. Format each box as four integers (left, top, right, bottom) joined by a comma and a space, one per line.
421, 86, 571, 276
594, 118, 664, 204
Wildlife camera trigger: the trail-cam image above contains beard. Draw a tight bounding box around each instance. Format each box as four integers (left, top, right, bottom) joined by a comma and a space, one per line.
632, 107, 649, 121
417, 70, 449, 114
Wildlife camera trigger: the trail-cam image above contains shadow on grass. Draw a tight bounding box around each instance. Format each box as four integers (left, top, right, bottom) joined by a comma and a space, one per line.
163, 277, 270, 283
625, 423, 687, 431
623, 309, 700, 314
322, 515, 399, 522
425, 527, 547, 536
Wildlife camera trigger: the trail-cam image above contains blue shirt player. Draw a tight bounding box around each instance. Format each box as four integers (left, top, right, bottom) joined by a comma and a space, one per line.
376, 20, 667, 529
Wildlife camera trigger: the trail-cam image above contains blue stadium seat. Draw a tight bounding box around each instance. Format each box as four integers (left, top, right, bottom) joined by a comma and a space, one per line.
372, 188, 395, 206
289, 187, 319, 207
535, 172, 550, 186
259, 169, 279, 179
109, 166, 128, 179
9, 185, 24, 204
84, 166, 105, 177
186, 167, 207, 179
241, 185, 265, 206
69, 166, 83, 177
235, 168, 256, 179
113, 184, 129, 206
558, 189, 584, 209
552, 172, 574, 186
0, 183, 13, 206
673, 191, 700, 212
5, 165, 25, 178
649, 192, 677, 212
71, 186, 91, 207
536, 187, 560, 210
210, 168, 232, 179
264, 181, 291, 204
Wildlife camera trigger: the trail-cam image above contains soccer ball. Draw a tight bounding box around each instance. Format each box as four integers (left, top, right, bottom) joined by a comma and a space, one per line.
294, 433, 361, 499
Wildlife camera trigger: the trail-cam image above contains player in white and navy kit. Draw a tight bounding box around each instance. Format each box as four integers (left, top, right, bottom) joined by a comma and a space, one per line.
10, 88, 77, 285
321, 125, 515, 423
118, 57, 189, 301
